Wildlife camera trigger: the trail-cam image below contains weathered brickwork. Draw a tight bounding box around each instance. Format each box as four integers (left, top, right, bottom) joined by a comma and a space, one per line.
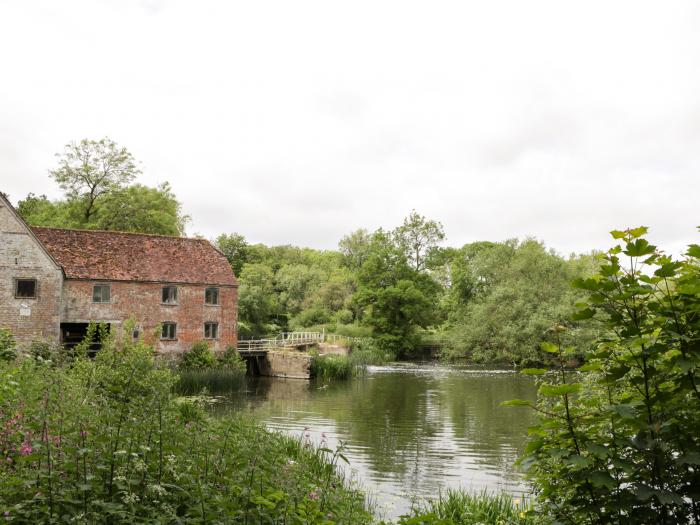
0, 193, 238, 356
61, 280, 237, 355
0, 200, 63, 349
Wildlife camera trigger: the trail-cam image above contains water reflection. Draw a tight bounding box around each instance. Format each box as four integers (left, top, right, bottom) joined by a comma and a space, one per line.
214, 362, 537, 518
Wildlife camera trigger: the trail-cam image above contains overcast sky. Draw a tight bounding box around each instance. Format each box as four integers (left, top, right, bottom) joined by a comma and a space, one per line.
1, 0, 698, 256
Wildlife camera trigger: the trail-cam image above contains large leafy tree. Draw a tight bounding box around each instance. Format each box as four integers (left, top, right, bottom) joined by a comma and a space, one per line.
353, 230, 440, 357
49, 137, 140, 221
216, 233, 249, 277
91, 183, 188, 236
393, 210, 445, 271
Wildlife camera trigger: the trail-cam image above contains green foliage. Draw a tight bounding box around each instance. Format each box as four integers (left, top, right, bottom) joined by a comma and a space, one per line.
0, 330, 373, 523
18, 138, 187, 236
49, 137, 140, 221
311, 354, 353, 381
27, 339, 63, 365
217, 345, 247, 372
443, 239, 599, 365
392, 210, 445, 272
511, 228, 700, 524
179, 340, 216, 370
91, 182, 188, 235
353, 230, 441, 358
0, 328, 16, 363
398, 489, 544, 525
215, 232, 249, 276
174, 368, 247, 395
349, 339, 394, 367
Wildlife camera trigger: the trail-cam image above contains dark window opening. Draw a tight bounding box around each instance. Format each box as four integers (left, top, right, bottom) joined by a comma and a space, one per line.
205, 287, 219, 305
162, 286, 178, 304
15, 279, 36, 298
204, 322, 218, 339
161, 322, 177, 340
60, 323, 110, 357
92, 284, 111, 303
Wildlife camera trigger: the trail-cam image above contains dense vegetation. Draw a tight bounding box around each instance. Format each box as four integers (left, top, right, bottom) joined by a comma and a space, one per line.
17, 138, 188, 236
0, 331, 373, 523
505, 228, 700, 524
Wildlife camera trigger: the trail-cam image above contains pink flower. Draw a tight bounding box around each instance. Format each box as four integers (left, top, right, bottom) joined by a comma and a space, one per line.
52, 435, 62, 447
20, 440, 33, 456
308, 489, 319, 501
80, 430, 88, 438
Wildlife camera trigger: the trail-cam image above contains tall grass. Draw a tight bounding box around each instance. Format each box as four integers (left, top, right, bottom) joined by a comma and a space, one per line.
401, 489, 545, 525
174, 367, 247, 395
310, 354, 353, 380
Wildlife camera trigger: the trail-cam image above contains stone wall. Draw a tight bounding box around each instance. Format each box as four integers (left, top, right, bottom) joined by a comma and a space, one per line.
263, 350, 312, 379
61, 280, 237, 356
0, 200, 63, 349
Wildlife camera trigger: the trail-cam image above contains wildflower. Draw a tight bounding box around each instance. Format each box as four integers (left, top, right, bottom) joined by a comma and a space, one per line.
52, 435, 62, 447
308, 489, 319, 500
5, 457, 12, 464
80, 430, 88, 438
519, 511, 525, 519
513, 497, 521, 506
148, 483, 167, 497
123, 493, 140, 504
20, 440, 33, 456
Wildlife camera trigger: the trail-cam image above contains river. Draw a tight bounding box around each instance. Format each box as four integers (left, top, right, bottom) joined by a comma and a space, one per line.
214, 362, 538, 520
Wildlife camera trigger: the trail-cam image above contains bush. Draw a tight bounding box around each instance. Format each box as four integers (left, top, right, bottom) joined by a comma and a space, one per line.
0, 329, 374, 523
0, 328, 16, 363
311, 354, 353, 381
179, 340, 216, 369
508, 228, 700, 524
28, 339, 64, 364
349, 339, 393, 368
217, 344, 247, 372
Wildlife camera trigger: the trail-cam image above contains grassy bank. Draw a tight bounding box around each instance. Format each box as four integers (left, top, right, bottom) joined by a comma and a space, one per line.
398, 490, 545, 525
0, 335, 373, 524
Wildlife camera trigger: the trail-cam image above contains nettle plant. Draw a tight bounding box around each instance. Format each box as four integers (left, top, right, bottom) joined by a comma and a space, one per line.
505, 227, 700, 525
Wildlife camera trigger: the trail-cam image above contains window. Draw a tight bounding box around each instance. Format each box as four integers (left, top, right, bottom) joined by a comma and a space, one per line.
161, 322, 177, 340
204, 322, 218, 339
162, 286, 178, 304
205, 287, 219, 305
15, 279, 36, 298
92, 284, 111, 303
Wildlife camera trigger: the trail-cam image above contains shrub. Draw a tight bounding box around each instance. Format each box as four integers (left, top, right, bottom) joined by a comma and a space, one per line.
0, 328, 374, 523
311, 354, 353, 381
349, 339, 393, 368
0, 328, 16, 363
507, 228, 700, 524
217, 344, 247, 373
179, 340, 216, 369
28, 339, 64, 364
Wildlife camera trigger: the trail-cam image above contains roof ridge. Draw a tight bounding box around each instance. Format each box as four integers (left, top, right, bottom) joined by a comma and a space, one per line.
30, 226, 207, 242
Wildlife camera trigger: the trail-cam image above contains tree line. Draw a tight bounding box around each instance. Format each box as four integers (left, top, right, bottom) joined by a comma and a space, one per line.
15, 137, 599, 364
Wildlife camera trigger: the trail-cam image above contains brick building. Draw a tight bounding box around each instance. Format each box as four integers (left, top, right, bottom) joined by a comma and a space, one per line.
0, 193, 237, 355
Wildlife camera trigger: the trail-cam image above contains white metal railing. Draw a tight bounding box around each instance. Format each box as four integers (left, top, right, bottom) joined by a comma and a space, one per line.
237, 331, 368, 353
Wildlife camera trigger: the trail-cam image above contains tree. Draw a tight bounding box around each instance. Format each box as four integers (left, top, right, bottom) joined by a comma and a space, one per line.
215, 233, 249, 277
16, 193, 82, 228
339, 229, 372, 270
91, 183, 188, 236
393, 210, 445, 271
352, 230, 440, 357
49, 137, 140, 221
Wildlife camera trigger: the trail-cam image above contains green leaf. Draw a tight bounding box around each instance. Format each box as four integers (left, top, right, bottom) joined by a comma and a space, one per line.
624, 239, 656, 257
687, 244, 700, 258
571, 308, 595, 321
565, 454, 590, 468
500, 399, 533, 407
609, 404, 637, 419
610, 230, 628, 240
521, 368, 547, 375
628, 226, 649, 238
589, 471, 616, 489
540, 341, 559, 354
540, 383, 582, 397
654, 262, 682, 278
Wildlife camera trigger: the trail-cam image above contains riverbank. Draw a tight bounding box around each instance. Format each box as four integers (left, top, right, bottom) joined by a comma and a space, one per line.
0, 338, 373, 524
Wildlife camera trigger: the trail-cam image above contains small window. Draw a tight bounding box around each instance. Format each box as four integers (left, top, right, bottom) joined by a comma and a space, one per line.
204, 322, 218, 339
92, 284, 111, 303
205, 287, 219, 305
15, 279, 37, 298
161, 322, 177, 340
162, 286, 178, 304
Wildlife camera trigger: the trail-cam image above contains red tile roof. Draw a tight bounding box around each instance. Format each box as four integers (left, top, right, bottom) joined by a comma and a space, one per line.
32, 227, 237, 286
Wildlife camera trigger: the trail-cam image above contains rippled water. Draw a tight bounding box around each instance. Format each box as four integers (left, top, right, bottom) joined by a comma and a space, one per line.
214, 362, 538, 519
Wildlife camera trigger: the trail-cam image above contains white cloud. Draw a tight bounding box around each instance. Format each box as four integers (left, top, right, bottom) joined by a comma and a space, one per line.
1, 0, 698, 255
